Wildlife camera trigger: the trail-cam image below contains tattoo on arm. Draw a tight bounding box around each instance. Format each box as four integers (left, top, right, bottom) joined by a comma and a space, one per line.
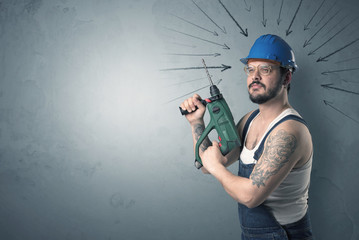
193, 123, 212, 152
250, 129, 297, 188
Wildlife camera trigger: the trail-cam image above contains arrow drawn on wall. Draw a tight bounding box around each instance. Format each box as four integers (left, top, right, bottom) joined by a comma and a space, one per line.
191, 0, 226, 34
171, 14, 218, 36
286, 0, 303, 36
304, 0, 326, 30
321, 84, 359, 95
308, 17, 358, 55
164, 27, 230, 49
277, 0, 284, 25
315, 2, 336, 27
317, 38, 359, 62
166, 79, 222, 103
303, 9, 341, 48
218, 0, 248, 37
261, 0, 267, 27
165, 53, 221, 57
321, 67, 359, 74
321, 15, 348, 39
335, 56, 359, 64
244, 0, 251, 12
160, 64, 231, 72
323, 100, 359, 124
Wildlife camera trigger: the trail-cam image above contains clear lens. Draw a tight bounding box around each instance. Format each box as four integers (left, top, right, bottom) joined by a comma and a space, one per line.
244, 64, 279, 76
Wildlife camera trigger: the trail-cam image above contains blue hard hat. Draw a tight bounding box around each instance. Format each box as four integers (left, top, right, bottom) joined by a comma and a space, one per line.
240, 34, 298, 72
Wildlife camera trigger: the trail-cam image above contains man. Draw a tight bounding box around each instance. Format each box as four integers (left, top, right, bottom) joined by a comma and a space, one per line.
180, 34, 313, 239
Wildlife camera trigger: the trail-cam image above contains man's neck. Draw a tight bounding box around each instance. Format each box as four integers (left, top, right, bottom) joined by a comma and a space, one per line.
258, 96, 291, 123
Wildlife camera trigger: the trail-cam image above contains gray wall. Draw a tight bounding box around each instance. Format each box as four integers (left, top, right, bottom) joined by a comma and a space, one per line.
1, 0, 358, 239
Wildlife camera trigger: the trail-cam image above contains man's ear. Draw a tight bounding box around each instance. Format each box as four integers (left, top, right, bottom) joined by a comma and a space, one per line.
283, 70, 292, 86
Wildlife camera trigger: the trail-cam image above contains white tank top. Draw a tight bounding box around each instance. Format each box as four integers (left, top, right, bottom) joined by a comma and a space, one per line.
240, 108, 312, 225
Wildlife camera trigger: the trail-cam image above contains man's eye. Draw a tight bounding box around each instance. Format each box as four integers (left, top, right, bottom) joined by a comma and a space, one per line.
260, 67, 270, 74
247, 68, 255, 73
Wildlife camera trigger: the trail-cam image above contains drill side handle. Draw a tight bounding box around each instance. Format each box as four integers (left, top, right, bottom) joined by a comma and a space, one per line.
194, 119, 215, 169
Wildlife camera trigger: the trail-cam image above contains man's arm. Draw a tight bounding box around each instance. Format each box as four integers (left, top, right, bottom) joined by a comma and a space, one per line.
201, 120, 312, 208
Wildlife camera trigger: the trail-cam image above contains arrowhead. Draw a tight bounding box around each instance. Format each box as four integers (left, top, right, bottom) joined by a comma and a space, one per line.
303, 40, 311, 48
262, 19, 267, 27
222, 26, 227, 34
223, 43, 230, 50
308, 50, 315, 56
246, 6, 251, 12
221, 64, 231, 72
241, 28, 248, 37
213, 53, 221, 57
213, 31, 219, 36
321, 71, 329, 75
323, 100, 329, 105
286, 29, 292, 36
321, 83, 333, 89
277, 18, 282, 25
304, 24, 309, 31
317, 57, 328, 62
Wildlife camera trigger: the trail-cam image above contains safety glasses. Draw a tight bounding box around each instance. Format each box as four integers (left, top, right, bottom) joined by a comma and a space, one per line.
244, 64, 281, 76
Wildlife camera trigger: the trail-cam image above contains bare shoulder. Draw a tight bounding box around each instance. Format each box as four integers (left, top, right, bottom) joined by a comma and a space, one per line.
266, 119, 313, 168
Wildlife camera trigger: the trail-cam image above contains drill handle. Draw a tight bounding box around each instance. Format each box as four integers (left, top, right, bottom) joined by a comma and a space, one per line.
194, 119, 215, 169
179, 99, 207, 115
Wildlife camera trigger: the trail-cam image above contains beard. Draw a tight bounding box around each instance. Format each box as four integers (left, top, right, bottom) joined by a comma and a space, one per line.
249, 80, 282, 104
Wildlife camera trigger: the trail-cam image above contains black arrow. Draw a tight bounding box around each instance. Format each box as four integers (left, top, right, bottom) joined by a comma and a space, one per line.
191, 0, 226, 34
244, 0, 251, 12
261, 0, 267, 27
317, 38, 359, 62
321, 84, 359, 95
171, 14, 218, 36
321, 15, 348, 39
286, 0, 303, 36
308, 17, 358, 55
277, 0, 284, 25
166, 76, 211, 87
165, 53, 221, 57
164, 27, 230, 49
315, 2, 336, 27
218, 0, 248, 37
166, 79, 223, 104
160, 64, 231, 72
323, 100, 359, 124
335, 56, 359, 64
321, 67, 359, 74
304, 0, 326, 30
303, 9, 340, 48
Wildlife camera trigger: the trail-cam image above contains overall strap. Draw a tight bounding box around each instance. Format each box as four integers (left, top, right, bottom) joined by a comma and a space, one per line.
253, 115, 307, 161
242, 109, 260, 141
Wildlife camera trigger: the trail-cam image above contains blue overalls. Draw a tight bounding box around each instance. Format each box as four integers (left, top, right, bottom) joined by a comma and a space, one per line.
238, 109, 313, 240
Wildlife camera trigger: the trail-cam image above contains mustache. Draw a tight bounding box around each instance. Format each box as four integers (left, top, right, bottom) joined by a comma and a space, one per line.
249, 81, 265, 89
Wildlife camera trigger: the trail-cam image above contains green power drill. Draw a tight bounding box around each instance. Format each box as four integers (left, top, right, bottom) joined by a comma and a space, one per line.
179, 59, 241, 169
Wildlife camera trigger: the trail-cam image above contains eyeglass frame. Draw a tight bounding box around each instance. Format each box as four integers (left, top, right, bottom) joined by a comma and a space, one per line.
243, 63, 285, 76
